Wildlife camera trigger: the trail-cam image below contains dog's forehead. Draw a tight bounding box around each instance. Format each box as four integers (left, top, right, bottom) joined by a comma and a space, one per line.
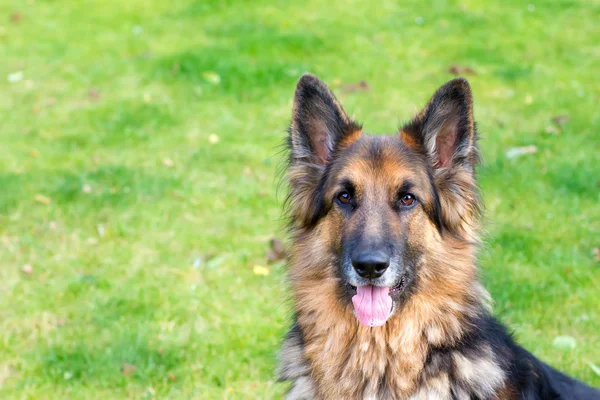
333, 135, 424, 185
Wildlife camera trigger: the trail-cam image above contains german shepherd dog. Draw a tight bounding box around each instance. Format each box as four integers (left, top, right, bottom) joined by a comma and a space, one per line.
278, 74, 600, 399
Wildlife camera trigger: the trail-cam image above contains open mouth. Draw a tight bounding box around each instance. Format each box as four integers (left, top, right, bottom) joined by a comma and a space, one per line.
347, 275, 406, 295
347, 276, 406, 328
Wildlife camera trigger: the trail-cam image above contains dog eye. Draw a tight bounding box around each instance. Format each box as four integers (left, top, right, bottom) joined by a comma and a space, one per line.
336, 191, 352, 205
400, 193, 416, 207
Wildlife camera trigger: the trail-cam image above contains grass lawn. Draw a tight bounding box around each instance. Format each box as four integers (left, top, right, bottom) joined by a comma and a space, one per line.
1, 0, 599, 398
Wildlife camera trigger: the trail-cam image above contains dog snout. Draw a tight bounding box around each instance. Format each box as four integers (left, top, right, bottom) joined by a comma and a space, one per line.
351, 251, 390, 279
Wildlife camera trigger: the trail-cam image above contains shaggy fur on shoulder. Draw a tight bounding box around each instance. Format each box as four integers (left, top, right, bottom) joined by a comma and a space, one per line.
278, 74, 600, 399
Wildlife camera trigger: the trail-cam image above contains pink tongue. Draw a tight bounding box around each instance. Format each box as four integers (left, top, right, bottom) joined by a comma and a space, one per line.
351, 285, 392, 327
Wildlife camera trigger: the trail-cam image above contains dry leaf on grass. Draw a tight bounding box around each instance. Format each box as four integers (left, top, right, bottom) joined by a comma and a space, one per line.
266, 238, 289, 263
593, 247, 600, 263
10, 13, 22, 23
447, 64, 477, 75
162, 158, 174, 167
551, 114, 570, 127
34, 194, 52, 205
547, 114, 570, 134
88, 89, 101, 101
340, 80, 369, 93
121, 362, 137, 376
253, 265, 270, 276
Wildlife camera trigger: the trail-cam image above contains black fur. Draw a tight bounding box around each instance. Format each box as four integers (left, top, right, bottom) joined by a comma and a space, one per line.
422, 314, 600, 399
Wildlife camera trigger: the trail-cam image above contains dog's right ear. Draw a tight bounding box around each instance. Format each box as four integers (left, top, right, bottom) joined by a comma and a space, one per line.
287, 74, 361, 227
289, 74, 359, 166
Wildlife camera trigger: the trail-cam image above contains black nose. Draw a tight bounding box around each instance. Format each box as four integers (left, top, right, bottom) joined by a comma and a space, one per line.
352, 251, 390, 279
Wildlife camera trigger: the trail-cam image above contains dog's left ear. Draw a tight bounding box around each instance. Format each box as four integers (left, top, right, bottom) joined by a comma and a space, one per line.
401, 78, 477, 170
402, 79, 481, 238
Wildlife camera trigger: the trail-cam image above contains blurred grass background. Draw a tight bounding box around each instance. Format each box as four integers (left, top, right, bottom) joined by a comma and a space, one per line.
0, 0, 599, 398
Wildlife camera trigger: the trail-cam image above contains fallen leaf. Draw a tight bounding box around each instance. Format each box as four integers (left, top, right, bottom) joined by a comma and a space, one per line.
253, 265, 270, 276
340, 80, 369, 94
158, 348, 164, 355
447, 64, 477, 75
82, 184, 92, 193
49, 221, 57, 230
208, 134, 220, 144
550, 114, 570, 133
267, 238, 289, 263
505, 145, 537, 159
21, 264, 33, 275
34, 194, 51, 205
121, 362, 137, 377
589, 362, 600, 377
544, 125, 559, 135
593, 247, 600, 263
203, 71, 221, 85
167, 373, 177, 382
162, 158, 174, 167
551, 115, 570, 126
88, 89, 101, 101
552, 335, 576, 350
10, 12, 22, 23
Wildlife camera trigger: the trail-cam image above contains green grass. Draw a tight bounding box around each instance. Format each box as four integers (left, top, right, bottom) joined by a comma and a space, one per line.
1, 0, 599, 398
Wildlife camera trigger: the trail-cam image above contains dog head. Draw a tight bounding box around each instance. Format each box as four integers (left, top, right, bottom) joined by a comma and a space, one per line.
286, 74, 481, 327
